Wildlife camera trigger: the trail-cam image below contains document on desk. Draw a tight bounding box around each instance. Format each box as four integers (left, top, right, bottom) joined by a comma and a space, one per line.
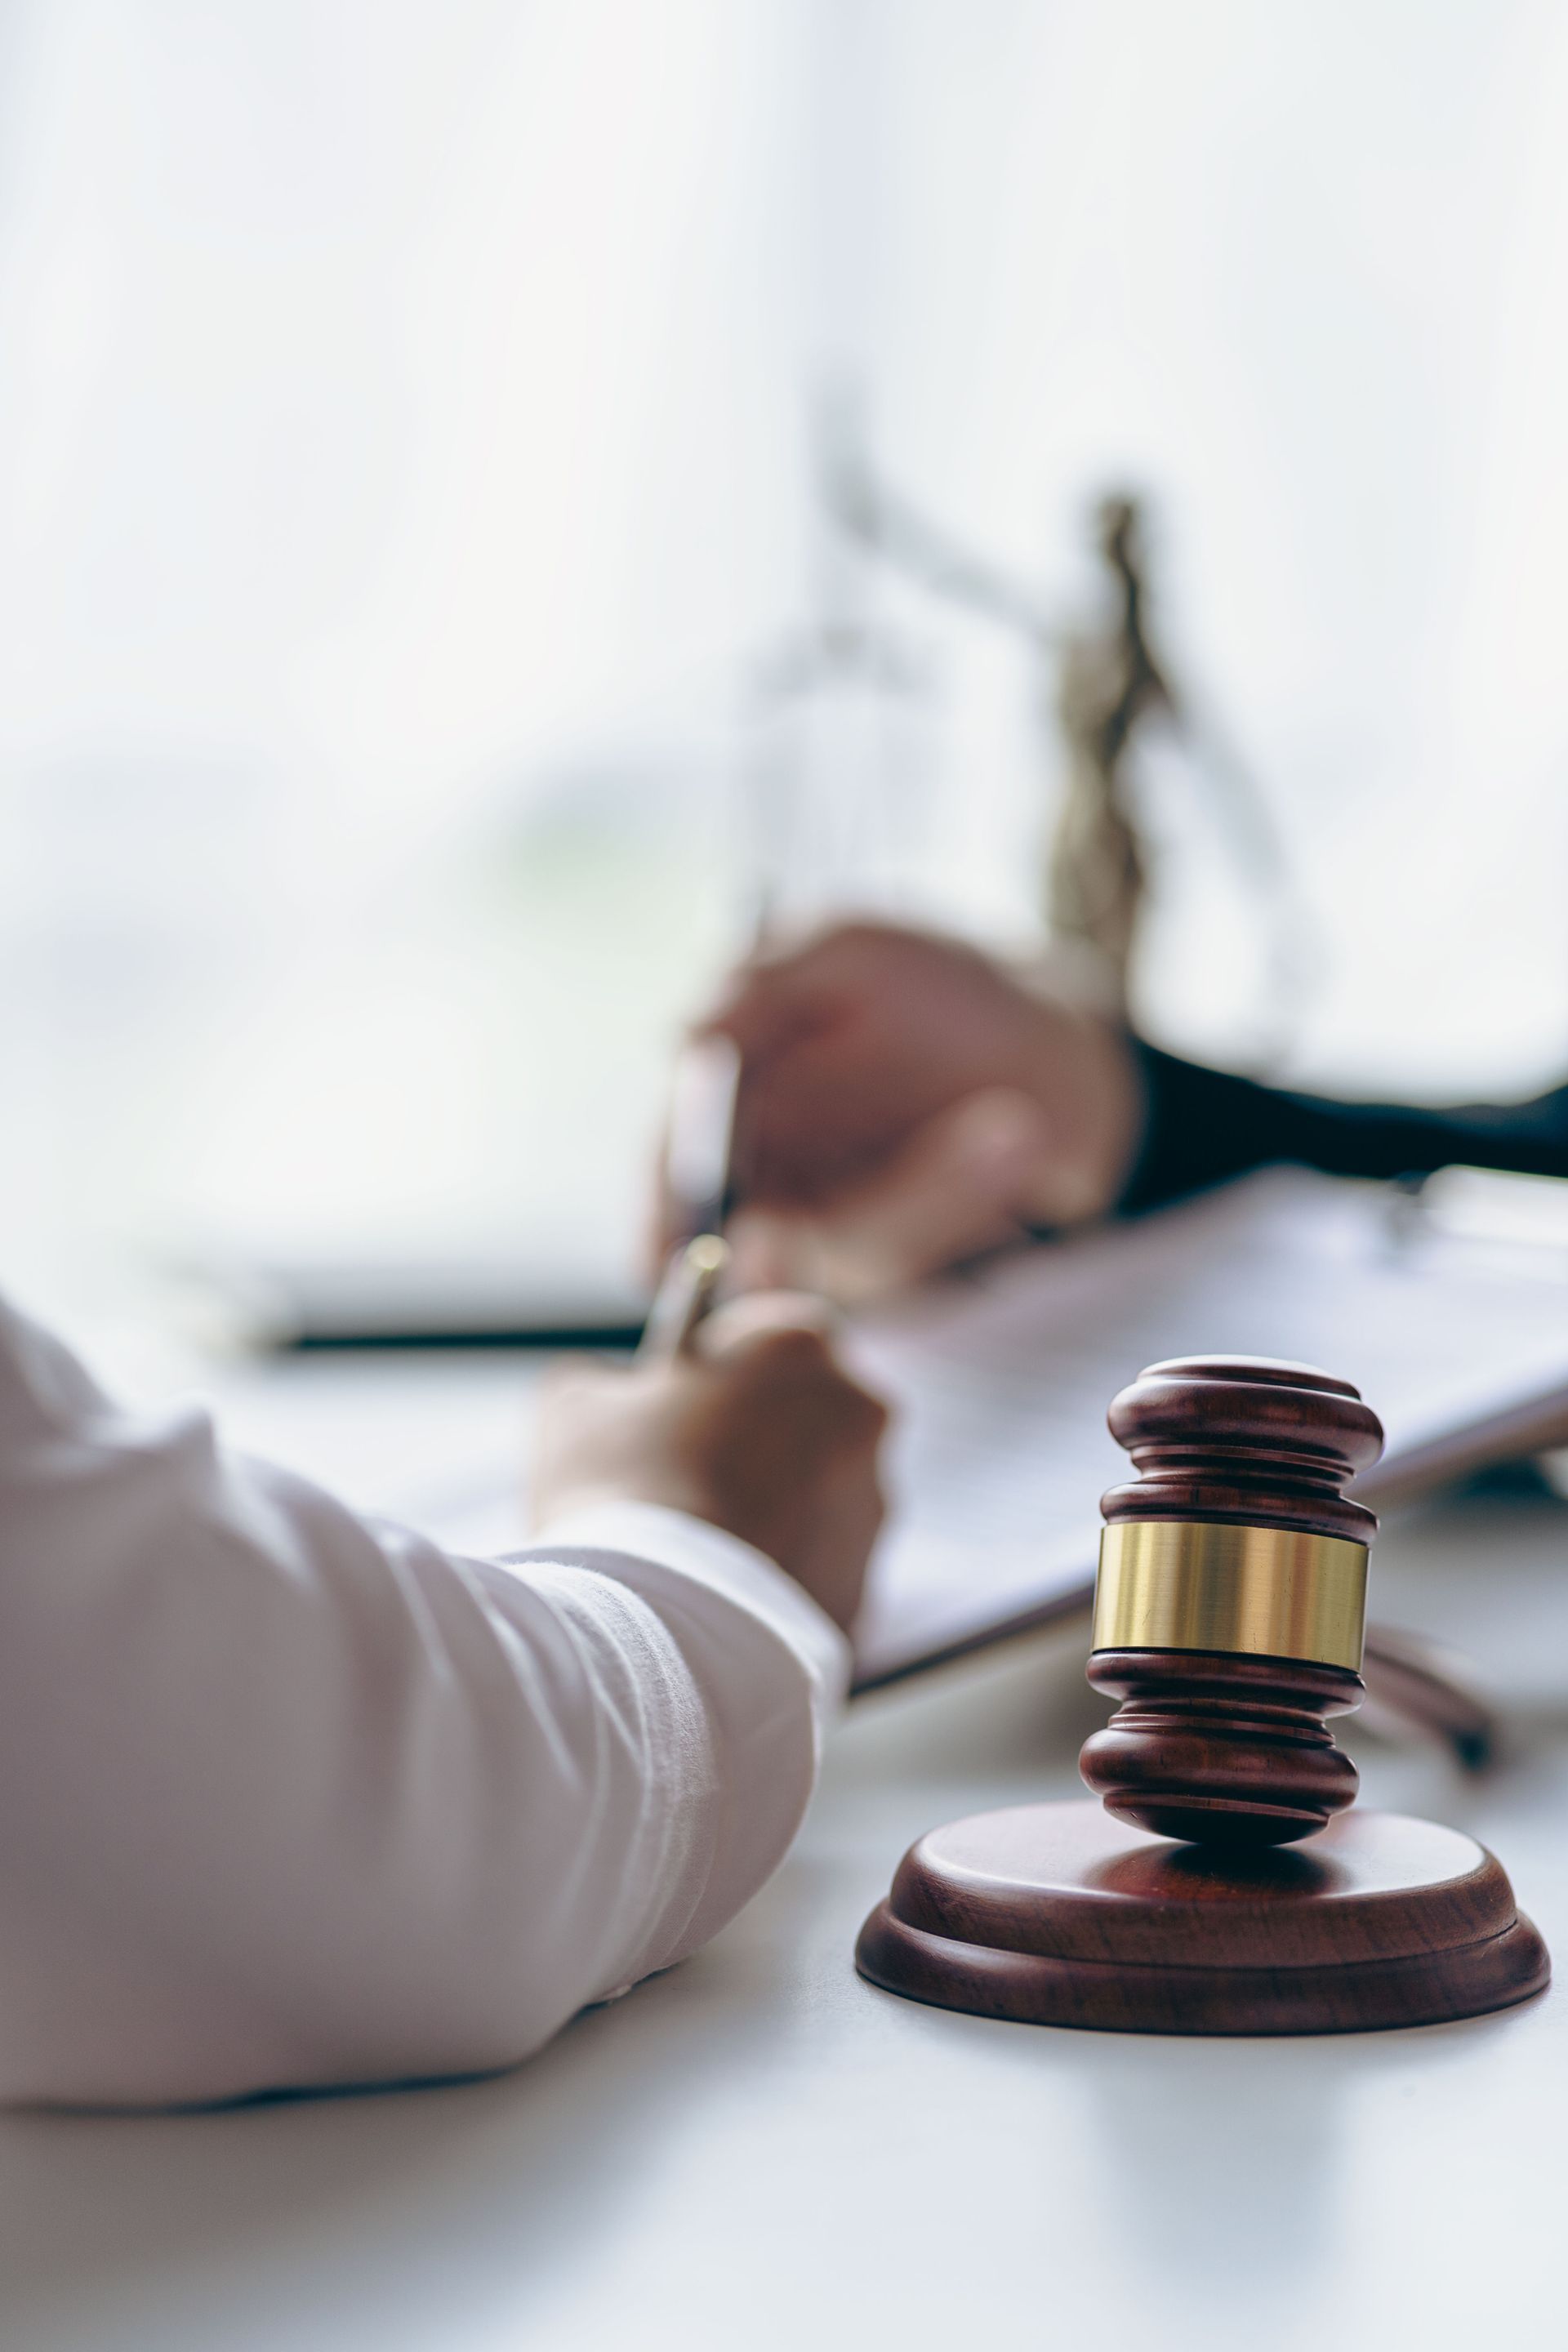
844, 1167, 1568, 1689
397, 1167, 1568, 1695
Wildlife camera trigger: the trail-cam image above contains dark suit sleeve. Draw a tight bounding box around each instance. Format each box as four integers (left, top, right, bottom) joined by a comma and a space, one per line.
1118, 1043, 1568, 1217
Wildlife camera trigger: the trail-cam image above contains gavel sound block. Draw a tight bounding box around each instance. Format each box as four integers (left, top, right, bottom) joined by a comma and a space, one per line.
857, 1356, 1549, 2034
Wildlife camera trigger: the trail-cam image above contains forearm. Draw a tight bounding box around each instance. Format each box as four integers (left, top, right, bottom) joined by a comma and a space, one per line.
0, 1301, 845, 2108
507, 1501, 849, 1976
1118, 1042, 1568, 1215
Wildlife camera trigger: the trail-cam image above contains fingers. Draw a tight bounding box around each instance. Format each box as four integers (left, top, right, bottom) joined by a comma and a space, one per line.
656, 918, 1132, 1297
694, 919, 929, 1061
721, 1087, 1060, 1303
696, 1292, 889, 1450
530, 1264, 889, 1616
698, 1294, 885, 1419
694, 953, 831, 1064
648, 932, 858, 1261
695, 1290, 838, 1354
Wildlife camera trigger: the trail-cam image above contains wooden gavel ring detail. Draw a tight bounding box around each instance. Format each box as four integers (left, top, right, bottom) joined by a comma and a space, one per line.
856, 1351, 1549, 2034
1079, 1356, 1385, 1848
1080, 1650, 1361, 1847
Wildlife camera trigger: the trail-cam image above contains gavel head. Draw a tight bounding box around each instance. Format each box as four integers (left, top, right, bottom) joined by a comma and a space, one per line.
1079, 1356, 1385, 1847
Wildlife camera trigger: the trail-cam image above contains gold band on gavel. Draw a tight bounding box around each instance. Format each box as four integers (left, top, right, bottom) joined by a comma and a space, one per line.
1092, 1521, 1369, 1673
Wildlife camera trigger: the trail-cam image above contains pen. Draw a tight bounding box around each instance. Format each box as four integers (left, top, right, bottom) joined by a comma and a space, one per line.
639, 1034, 743, 1359
638, 1232, 732, 1360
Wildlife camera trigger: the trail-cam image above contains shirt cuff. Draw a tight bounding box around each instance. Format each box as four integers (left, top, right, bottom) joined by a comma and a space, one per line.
512, 1499, 853, 1710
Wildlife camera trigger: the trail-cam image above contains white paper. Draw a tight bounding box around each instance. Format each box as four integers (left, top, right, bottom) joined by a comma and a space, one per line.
844, 1169, 1568, 1683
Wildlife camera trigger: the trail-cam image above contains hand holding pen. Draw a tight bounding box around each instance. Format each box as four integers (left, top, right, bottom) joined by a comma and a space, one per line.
532, 1033, 888, 1633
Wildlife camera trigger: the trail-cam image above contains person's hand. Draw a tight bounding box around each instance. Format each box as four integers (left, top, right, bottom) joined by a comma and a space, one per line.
657, 921, 1144, 1303
530, 1296, 888, 1634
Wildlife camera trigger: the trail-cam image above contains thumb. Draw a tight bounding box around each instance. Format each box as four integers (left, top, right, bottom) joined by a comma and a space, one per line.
696, 1290, 839, 1355
726, 1087, 1059, 1303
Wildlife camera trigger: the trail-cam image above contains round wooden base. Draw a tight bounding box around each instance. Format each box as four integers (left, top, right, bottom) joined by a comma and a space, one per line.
857, 1802, 1549, 2035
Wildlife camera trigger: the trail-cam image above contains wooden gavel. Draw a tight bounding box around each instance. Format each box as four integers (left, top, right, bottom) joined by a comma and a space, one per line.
856, 1351, 1548, 2035
1080, 1354, 1381, 1846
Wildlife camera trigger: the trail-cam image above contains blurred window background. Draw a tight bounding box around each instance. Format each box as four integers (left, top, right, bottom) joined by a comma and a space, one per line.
3, 0, 1568, 1328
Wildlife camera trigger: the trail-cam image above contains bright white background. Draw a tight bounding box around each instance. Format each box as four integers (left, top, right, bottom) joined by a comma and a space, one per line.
2, 0, 1567, 1320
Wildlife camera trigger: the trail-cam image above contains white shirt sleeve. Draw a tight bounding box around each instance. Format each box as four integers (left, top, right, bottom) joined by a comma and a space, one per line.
0, 1294, 850, 2109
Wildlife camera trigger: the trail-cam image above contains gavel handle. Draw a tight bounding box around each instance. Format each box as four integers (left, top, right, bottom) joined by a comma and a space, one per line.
1359, 1620, 1496, 1770
1054, 1607, 1495, 1771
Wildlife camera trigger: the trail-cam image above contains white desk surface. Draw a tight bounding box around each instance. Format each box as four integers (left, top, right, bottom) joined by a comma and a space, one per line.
3, 1355, 1568, 2351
